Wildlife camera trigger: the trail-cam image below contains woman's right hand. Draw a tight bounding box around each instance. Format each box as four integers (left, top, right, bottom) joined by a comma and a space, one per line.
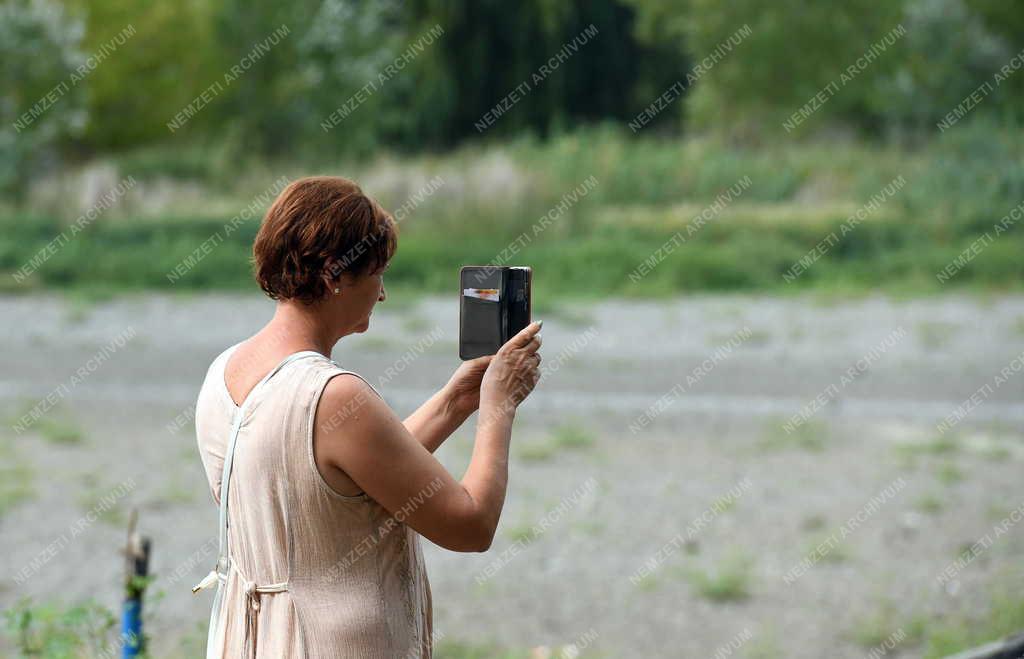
480, 320, 543, 413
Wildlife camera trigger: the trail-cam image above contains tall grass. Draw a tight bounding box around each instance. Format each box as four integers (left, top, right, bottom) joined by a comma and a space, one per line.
2, 120, 1021, 298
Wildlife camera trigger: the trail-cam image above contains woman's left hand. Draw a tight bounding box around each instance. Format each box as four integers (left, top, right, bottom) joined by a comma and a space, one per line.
444, 355, 494, 416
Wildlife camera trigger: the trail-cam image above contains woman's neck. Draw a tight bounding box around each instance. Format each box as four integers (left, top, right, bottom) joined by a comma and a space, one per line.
260, 300, 337, 357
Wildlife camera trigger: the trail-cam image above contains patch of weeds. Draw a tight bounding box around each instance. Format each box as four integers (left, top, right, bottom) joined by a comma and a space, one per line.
179, 443, 198, 462
800, 514, 827, 532
76, 475, 128, 526
804, 535, 850, 564
744, 329, 772, 345
936, 462, 964, 485
987, 503, 1011, 522
688, 550, 754, 603
759, 417, 827, 452
357, 336, 399, 351
711, 492, 739, 513
708, 303, 746, 320
924, 435, 959, 455
711, 328, 770, 346
744, 630, 783, 659
503, 524, 537, 545
400, 313, 431, 333
916, 321, 958, 349
0, 443, 35, 517
980, 444, 1011, 461
3, 597, 121, 657
35, 415, 86, 445
953, 541, 990, 567
155, 476, 197, 507
551, 422, 595, 450
63, 297, 96, 325
1012, 315, 1024, 337
921, 586, 1024, 658
434, 638, 535, 659
893, 434, 959, 461
847, 602, 925, 649
895, 452, 919, 471
519, 441, 558, 463
9, 403, 86, 445
518, 422, 594, 463
633, 573, 660, 592
915, 494, 944, 515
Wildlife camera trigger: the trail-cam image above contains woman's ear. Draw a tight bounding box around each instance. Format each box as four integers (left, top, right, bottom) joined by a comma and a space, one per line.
322, 271, 341, 296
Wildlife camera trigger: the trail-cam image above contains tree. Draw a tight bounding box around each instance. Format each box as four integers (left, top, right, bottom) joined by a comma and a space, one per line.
0, 0, 87, 197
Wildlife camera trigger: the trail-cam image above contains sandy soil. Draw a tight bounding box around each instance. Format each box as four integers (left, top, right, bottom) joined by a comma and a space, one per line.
1, 292, 1023, 658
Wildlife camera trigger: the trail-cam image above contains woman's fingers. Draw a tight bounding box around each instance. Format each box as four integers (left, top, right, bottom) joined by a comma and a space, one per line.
502, 320, 542, 353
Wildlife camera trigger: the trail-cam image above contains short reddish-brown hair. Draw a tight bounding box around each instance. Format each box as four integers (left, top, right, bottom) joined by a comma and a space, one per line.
253, 176, 397, 303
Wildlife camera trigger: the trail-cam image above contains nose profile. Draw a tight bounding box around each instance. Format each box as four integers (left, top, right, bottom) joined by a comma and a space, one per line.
378, 285, 386, 302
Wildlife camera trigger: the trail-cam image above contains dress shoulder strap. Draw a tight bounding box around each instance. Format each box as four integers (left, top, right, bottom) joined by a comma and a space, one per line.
193, 349, 324, 657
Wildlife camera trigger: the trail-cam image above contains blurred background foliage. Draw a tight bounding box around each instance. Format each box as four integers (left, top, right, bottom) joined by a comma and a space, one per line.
1, 0, 1022, 298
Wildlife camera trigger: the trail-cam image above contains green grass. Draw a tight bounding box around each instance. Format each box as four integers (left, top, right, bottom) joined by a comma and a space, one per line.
847, 604, 926, 650
936, 462, 965, 485
1013, 316, 1024, 336
0, 441, 35, 517
503, 523, 537, 545
915, 494, 945, 514
400, 313, 432, 333
3, 124, 1023, 298
8, 403, 86, 445
633, 573, 660, 591
688, 551, 754, 603
518, 421, 595, 463
435, 639, 528, 659
34, 415, 86, 445
800, 514, 828, 532
893, 434, 960, 462
920, 590, 1024, 658
842, 581, 1024, 659
8, 210, 1020, 299
743, 631, 783, 659
155, 477, 197, 507
3, 598, 121, 657
804, 535, 851, 564
759, 418, 828, 452
75, 475, 128, 526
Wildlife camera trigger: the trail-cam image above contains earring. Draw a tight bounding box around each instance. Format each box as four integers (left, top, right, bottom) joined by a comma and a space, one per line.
334, 288, 340, 294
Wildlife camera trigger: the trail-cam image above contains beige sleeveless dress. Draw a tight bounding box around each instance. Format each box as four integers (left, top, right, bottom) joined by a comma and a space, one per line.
193, 343, 433, 658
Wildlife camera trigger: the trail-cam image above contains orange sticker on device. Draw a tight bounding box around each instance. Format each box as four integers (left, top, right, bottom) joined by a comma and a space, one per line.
464, 288, 500, 301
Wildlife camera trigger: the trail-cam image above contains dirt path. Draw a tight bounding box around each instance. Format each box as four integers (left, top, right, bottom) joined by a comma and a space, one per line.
2, 292, 1022, 658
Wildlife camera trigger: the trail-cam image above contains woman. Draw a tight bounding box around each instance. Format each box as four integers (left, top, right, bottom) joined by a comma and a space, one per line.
193, 176, 542, 658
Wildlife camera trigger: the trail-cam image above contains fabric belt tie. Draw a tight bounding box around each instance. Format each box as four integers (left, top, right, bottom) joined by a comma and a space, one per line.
193, 562, 287, 659
234, 563, 287, 659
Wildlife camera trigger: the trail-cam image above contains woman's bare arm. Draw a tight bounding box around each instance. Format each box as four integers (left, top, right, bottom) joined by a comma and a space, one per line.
314, 322, 541, 553
402, 386, 471, 453
315, 374, 513, 551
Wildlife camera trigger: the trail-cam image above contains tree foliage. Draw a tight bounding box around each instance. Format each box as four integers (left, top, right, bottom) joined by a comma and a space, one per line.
3, 0, 1023, 181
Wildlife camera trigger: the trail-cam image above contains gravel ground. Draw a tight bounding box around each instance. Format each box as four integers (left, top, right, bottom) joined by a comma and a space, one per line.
1, 292, 1023, 658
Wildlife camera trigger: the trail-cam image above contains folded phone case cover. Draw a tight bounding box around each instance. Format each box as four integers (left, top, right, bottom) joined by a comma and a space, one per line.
459, 267, 530, 359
